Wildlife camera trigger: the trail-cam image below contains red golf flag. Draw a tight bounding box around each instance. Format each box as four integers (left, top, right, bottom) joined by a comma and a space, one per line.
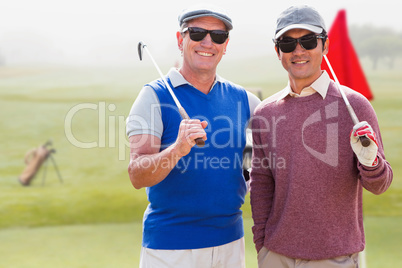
321, 9, 373, 100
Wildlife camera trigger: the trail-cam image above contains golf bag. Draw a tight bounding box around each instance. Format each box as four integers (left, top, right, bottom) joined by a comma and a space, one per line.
18, 141, 62, 186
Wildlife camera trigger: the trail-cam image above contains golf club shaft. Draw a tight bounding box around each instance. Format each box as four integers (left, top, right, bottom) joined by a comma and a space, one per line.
142, 45, 183, 110
324, 55, 370, 147
139, 42, 205, 147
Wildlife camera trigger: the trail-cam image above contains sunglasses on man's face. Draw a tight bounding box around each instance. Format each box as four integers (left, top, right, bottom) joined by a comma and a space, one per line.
275, 34, 326, 53
182, 27, 229, 45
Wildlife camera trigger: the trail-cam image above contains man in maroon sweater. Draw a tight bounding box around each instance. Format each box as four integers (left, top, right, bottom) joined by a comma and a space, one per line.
250, 5, 393, 267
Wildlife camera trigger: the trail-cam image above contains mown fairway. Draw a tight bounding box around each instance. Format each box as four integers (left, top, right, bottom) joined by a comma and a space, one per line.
0, 57, 401, 267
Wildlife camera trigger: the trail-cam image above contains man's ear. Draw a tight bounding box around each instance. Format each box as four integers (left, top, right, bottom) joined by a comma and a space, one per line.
323, 37, 329, 55
177, 31, 183, 51
275, 45, 281, 59
222, 37, 230, 55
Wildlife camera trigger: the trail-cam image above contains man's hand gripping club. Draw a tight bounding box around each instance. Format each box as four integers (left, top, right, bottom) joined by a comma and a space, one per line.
173, 119, 208, 157
350, 121, 379, 167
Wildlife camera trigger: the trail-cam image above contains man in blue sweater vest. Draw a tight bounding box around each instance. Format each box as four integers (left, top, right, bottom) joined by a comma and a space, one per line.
126, 4, 260, 268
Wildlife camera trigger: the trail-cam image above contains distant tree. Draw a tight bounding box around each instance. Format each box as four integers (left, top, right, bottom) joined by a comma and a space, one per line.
349, 25, 402, 69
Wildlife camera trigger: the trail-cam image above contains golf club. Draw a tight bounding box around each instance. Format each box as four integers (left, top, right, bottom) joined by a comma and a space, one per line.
324, 55, 370, 147
138, 41, 205, 147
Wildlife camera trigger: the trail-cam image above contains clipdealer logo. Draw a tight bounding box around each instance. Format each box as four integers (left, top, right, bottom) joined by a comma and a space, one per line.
62, 100, 340, 167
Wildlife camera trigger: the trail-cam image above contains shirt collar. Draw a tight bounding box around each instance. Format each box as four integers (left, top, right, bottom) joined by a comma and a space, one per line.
167, 68, 224, 89
276, 70, 331, 102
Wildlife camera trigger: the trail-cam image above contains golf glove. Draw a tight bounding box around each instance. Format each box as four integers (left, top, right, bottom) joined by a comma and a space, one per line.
350, 121, 378, 167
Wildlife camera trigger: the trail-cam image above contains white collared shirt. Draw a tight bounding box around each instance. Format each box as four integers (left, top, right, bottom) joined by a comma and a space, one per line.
169, 68, 224, 92
276, 71, 331, 102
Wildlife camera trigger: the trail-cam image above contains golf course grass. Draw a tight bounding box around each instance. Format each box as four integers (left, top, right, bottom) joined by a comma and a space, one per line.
0, 56, 401, 267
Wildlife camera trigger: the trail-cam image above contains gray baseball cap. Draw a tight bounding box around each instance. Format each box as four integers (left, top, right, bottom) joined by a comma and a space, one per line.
178, 4, 233, 30
274, 5, 326, 40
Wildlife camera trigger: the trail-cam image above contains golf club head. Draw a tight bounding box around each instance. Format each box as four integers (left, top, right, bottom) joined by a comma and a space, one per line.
138, 41, 145, 61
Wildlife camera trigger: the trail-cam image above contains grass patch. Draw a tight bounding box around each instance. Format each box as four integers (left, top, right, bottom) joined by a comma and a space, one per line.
364, 216, 402, 268
0, 217, 400, 268
0, 222, 143, 268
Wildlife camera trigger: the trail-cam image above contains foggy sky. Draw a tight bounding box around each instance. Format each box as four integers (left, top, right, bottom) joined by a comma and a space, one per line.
0, 0, 400, 66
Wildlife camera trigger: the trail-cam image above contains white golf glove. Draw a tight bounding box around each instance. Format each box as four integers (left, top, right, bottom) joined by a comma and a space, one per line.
350, 121, 378, 167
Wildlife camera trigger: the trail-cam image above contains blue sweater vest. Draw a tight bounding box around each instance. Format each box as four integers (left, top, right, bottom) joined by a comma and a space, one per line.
142, 76, 250, 249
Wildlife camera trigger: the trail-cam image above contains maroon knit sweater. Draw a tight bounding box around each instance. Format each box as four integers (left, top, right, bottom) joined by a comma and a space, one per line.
249, 81, 393, 260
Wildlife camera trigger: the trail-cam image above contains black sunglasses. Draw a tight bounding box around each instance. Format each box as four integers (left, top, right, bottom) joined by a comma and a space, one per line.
275, 34, 326, 53
182, 27, 229, 44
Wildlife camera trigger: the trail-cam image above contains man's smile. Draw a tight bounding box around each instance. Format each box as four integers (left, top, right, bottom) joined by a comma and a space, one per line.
196, 51, 214, 57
